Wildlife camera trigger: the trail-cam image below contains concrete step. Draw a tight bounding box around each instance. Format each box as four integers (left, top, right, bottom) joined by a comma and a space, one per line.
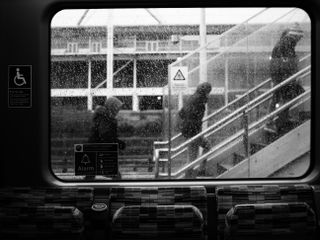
233, 153, 246, 165
217, 162, 233, 175
250, 142, 267, 155
263, 125, 279, 143
299, 111, 311, 121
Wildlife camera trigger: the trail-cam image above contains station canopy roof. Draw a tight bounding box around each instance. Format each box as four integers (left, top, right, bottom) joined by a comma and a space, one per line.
51, 8, 301, 27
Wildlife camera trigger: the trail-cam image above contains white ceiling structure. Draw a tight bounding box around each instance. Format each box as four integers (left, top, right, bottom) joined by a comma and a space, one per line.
51, 8, 303, 27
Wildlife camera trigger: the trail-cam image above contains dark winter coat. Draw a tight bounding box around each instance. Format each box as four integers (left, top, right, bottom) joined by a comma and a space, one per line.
88, 105, 125, 150
178, 82, 212, 138
270, 29, 305, 102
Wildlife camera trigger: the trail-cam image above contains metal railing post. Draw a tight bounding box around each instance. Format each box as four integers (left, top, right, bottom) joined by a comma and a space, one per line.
154, 148, 159, 178
242, 111, 250, 177
167, 67, 172, 179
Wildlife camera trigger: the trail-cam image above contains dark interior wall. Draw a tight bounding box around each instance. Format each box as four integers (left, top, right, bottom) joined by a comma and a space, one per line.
2, 0, 320, 187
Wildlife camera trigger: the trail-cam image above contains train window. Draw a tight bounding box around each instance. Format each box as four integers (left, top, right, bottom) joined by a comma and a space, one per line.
50, 8, 311, 181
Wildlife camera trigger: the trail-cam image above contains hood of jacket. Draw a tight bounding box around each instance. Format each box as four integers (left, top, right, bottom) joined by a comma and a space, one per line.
194, 82, 212, 103
93, 97, 123, 120
104, 97, 123, 119
279, 24, 304, 50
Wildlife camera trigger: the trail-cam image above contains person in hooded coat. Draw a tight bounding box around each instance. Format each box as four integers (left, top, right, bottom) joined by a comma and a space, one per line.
268, 23, 305, 133
177, 82, 212, 178
88, 97, 125, 147
88, 97, 125, 179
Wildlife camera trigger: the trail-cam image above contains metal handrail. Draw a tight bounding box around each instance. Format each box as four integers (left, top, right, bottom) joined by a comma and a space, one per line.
157, 65, 310, 154
154, 77, 272, 146
154, 51, 310, 147
171, 89, 311, 178
154, 66, 310, 176
203, 94, 273, 140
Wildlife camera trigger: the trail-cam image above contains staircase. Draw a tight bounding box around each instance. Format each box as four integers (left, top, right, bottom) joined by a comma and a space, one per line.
154, 73, 311, 179
217, 119, 310, 178
216, 111, 311, 178
153, 7, 311, 179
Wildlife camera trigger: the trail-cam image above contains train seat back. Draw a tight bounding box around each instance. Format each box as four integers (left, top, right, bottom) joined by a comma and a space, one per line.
109, 186, 208, 239
224, 202, 317, 240
112, 205, 204, 240
0, 187, 94, 240
216, 184, 316, 239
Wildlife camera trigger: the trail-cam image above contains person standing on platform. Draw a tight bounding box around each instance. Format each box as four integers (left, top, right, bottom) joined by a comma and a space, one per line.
88, 96, 125, 179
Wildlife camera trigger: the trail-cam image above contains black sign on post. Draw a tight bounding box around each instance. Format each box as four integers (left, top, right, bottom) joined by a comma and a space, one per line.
8, 65, 32, 108
74, 143, 119, 177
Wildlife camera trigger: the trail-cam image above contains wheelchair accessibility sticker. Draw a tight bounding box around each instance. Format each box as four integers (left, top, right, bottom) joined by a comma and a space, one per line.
8, 65, 32, 108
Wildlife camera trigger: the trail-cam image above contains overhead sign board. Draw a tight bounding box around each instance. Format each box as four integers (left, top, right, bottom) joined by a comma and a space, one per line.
170, 66, 188, 94
74, 143, 118, 177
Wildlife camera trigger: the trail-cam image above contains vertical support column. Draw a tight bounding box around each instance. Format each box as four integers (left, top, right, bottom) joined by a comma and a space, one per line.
224, 58, 229, 105
200, 8, 208, 135
178, 93, 183, 110
199, 8, 207, 84
134, 36, 137, 50
133, 58, 139, 111
176, 35, 183, 111
87, 59, 93, 111
167, 65, 172, 179
106, 10, 114, 94
242, 111, 250, 178
179, 37, 182, 56
253, 55, 259, 120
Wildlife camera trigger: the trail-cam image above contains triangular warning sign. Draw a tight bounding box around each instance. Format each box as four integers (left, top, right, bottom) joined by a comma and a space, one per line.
173, 69, 186, 81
